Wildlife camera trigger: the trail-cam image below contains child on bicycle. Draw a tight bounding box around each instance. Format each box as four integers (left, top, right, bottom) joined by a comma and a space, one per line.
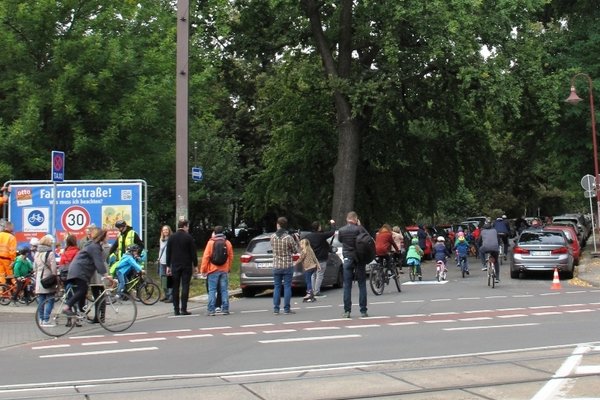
110, 244, 144, 297
454, 234, 470, 275
432, 236, 450, 270
12, 247, 33, 303
406, 237, 424, 279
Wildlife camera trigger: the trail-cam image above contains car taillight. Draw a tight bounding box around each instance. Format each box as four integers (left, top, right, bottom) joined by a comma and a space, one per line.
240, 254, 253, 263
513, 246, 530, 255
292, 254, 300, 262
551, 247, 569, 255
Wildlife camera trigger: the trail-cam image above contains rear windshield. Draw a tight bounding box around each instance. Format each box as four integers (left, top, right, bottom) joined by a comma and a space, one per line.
247, 239, 273, 254
519, 231, 566, 245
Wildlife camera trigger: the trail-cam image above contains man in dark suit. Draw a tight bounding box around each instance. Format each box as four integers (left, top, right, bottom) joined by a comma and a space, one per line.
166, 219, 198, 316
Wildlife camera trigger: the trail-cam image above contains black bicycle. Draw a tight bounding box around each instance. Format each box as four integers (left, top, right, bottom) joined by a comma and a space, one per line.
369, 255, 402, 295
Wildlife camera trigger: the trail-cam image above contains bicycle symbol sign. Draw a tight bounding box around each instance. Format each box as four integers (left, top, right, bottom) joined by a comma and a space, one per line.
27, 210, 45, 227
61, 206, 90, 233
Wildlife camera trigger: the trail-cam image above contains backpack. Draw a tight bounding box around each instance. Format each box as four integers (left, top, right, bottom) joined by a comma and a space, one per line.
210, 238, 228, 266
355, 230, 376, 264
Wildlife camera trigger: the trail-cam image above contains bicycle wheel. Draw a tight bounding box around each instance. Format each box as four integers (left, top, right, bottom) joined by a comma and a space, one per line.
461, 260, 466, 278
393, 266, 402, 292
137, 282, 161, 305
436, 269, 441, 282
0, 284, 12, 305
100, 292, 137, 332
369, 266, 385, 295
35, 297, 74, 337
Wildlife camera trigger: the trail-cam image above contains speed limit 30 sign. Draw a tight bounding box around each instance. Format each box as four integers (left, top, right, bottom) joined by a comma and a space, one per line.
61, 206, 91, 233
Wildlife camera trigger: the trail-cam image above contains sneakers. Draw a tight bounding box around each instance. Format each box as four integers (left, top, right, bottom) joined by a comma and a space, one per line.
284, 310, 296, 315
273, 310, 280, 315
215, 307, 222, 313
342, 311, 351, 318
361, 312, 369, 318
221, 310, 230, 315
466, 270, 470, 275
482, 267, 488, 271
207, 311, 216, 316
40, 321, 56, 327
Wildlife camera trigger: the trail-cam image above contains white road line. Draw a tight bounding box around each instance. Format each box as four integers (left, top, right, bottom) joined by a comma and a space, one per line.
459, 317, 493, 322
396, 314, 425, 318
497, 314, 527, 318
240, 309, 270, 313
177, 334, 213, 339
458, 297, 481, 300
223, 332, 257, 336
561, 303, 586, 307
130, 337, 166, 343
346, 324, 380, 329
156, 329, 191, 334
497, 308, 525, 311
70, 335, 105, 339
513, 295, 534, 298
263, 329, 296, 334
576, 365, 600, 374
113, 332, 147, 337
464, 309, 493, 313
306, 305, 332, 309
424, 320, 455, 324
401, 300, 425, 303
259, 334, 361, 344
485, 296, 507, 299
529, 305, 555, 309
32, 344, 70, 350
443, 323, 539, 331
430, 312, 459, 316
39, 347, 158, 358
566, 291, 586, 294
431, 298, 451, 302
565, 309, 594, 313
530, 344, 588, 400
241, 323, 274, 328
360, 316, 390, 320
200, 326, 232, 331
532, 312, 562, 316
540, 292, 561, 296
82, 341, 118, 346
370, 301, 395, 305
304, 327, 341, 331
283, 321, 314, 325
388, 322, 418, 326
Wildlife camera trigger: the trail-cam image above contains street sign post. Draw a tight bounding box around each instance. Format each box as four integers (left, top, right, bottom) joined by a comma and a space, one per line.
51, 151, 65, 182
192, 166, 203, 182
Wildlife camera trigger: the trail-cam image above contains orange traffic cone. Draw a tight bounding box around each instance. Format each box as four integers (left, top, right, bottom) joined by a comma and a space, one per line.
550, 268, 562, 290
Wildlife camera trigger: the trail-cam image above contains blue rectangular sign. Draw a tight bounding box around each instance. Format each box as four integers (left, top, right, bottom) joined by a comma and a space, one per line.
51, 151, 65, 182
7, 182, 142, 248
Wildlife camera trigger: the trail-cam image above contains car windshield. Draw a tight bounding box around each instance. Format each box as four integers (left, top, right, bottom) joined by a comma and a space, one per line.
247, 239, 273, 254
519, 232, 565, 245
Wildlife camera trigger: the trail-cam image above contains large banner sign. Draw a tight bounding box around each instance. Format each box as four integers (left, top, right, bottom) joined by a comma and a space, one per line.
7, 181, 144, 247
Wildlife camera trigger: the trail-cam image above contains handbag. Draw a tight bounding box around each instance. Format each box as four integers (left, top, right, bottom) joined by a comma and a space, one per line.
40, 252, 57, 289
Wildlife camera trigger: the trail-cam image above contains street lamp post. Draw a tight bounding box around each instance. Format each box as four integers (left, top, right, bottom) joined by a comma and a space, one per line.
565, 73, 600, 243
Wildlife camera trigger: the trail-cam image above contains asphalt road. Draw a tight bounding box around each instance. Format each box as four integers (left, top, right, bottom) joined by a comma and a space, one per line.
1, 258, 600, 399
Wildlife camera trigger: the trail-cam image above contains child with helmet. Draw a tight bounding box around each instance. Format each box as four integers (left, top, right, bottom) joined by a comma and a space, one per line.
454, 233, 470, 275
110, 244, 144, 297
406, 237, 424, 280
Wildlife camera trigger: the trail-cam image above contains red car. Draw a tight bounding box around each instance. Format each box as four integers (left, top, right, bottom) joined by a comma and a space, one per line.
545, 224, 581, 266
405, 225, 433, 259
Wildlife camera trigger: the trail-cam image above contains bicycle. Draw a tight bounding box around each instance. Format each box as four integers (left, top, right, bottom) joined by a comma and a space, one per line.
369, 255, 402, 295
124, 271, 161, 305
407, 258, 422, 282
457, 255, 469, 278
486, 253, 497, 288
0, 275, 36, 305
35, 278, 137, 337
435, 260, 447, 282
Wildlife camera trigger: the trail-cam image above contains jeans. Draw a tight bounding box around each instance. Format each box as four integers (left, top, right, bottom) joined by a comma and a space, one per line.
37, 293, 55, 323
311, 260, 327, 294
273, 267, 293, 312
342, 258, 367, 314
304, 268, 316, 293
207, 271, 229, 313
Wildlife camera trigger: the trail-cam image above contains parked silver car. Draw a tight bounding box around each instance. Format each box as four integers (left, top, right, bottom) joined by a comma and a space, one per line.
239, 232, 343, 297
510, 229, 574, 279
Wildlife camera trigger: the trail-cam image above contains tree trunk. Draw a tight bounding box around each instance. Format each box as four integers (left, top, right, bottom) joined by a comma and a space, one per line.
302, 0, 360, 225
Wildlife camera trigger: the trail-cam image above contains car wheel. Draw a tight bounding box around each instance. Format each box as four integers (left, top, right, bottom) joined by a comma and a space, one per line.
333, 268, 343, 288
241, 287, 256, 297
510, 269, 520, 279
563, 270, 574, 280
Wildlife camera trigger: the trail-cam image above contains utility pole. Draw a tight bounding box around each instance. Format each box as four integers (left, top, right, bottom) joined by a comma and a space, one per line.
175, 0, 189, 222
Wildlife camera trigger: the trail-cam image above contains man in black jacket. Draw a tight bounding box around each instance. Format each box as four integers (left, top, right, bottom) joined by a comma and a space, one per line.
305, 219, 335, 297
337, 211, 369, 318
166, 219, 198, 316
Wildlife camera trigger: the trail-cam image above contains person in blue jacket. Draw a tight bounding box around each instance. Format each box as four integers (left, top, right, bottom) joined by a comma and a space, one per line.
111, 244, 143, 296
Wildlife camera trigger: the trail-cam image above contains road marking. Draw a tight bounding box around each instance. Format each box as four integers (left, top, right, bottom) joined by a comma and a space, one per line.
200, 326, 232, 331
388, 322, 418, 326
512, 294, 534, 298
39, 347, 158, 358
464, 309, 493, 313
400, 300, 425, 303
424, 320, 456, 324
576, 365, 600, 374
497, 307, 525, 311
531, 344, 588, 400
259, 334, 361, 344
282, 320, 314, 325
431, 298, 452, 302
113, 332, 147, 337
458, 317, 493, 321
561, 303, 586, 307
156, 329, 191, 334
529, 305, 555, 309
430, 312, 459, 316
497, 314, 527, 318
397, 314, 425, 318
485, 295, 507, 299
565, 309, 594, 313
177, 334, 213, 339
241, 323, 274, 328
540, 292, 561, 296
402, 281, 449, 285
223, 332, 257, 336
130, 337, 167, 343
370, 301, 395, 305
532, 312, 562, 316
458, 297, 480, 300
346, 324, 380, 329
263, 329, 296, 334
240, 309, 269, 314
306, 305, 332, 309
72, 335, 105, 339
82, 341, 118, 346
443, 323, 539, 331
32, 344, 70, 350
304, 327, 341, 331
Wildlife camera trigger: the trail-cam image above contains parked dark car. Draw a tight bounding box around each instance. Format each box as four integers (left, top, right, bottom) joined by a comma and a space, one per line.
510, 229, 574, 279
239, 232, 343, 297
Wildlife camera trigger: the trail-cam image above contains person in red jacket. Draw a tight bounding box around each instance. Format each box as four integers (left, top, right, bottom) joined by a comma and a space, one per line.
200, 226, 234, 316
58, 234, 80, 284
375, 224, 400, 267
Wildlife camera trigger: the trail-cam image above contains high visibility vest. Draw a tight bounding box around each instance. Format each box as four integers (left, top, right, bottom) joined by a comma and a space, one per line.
115, 229, 136, 261
0, 232, 16, 262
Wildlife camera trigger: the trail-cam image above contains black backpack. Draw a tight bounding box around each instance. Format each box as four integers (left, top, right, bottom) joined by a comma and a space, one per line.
355, 230, 376, 264
210, 239, 228, 266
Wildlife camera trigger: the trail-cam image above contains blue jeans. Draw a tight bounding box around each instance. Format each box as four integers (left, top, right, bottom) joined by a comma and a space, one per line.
273, 267, 293, 312
208, 271, 229, 313
37, 293, 55, 323
304, 269, 316, 293
343, 258, 367, 314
